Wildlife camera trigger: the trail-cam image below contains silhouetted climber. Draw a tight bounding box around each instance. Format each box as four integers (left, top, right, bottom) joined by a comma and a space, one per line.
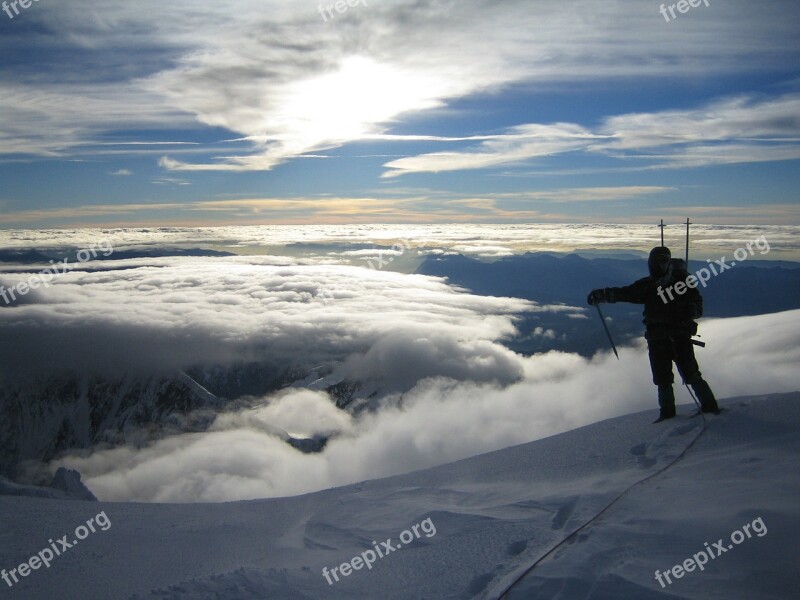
587, 246, 720, 422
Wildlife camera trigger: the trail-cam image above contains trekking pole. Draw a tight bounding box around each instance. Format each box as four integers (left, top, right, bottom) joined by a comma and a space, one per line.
683, 217, 707, 350
595, 304, 619, 360
685, 218, 691, 263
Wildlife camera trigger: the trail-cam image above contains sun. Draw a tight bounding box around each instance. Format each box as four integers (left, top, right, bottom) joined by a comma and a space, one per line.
270, 56, 445, 151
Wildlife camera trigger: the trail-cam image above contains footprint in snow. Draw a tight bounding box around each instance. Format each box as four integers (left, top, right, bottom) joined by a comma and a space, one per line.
507, 539, 528, 556
668, 423, 697, 437
551, 497, 578, 530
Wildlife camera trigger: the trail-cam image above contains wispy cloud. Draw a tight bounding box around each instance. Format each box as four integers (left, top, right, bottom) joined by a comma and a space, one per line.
0, 203, 187, 224
152, 177, 191, 186
658, 203, 800, 223
384, 94, 800, 176
508, 186, 675, 202
0, 191, 654, 227
4, 0, 799, 171
598, 95, 800, 151
382, 124, 603, 178
0, 83, 193, 157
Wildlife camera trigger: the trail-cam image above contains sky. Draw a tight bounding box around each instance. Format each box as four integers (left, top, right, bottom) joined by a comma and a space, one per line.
1, 0, 799, 227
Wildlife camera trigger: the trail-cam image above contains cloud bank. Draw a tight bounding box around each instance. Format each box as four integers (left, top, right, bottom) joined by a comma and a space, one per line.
0, 255, 538, 380
1, 233, 797, 503
49, 296, 800, 502
3, 223, 799, 261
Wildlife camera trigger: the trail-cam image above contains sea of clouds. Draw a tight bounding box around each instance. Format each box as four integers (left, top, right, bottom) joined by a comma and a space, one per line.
1, 226, 798, 502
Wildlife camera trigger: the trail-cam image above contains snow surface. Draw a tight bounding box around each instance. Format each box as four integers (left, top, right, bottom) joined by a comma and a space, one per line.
0, 468, 96, 502
1, 393, 798, 599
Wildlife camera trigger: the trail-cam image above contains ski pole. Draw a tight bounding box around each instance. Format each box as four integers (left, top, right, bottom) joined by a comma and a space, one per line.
685, 218, 691, 263
684, 217, 706, 349
595, 304, 619, 360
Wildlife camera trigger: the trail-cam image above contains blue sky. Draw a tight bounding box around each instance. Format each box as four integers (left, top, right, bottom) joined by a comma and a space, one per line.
1, 0, 799, 227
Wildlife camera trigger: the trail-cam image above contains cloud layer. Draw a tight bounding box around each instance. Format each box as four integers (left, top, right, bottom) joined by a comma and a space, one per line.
56, 308, 800, 502
0, 255, 537, 380
2, 232, 798, 502
3, 223, 798, 260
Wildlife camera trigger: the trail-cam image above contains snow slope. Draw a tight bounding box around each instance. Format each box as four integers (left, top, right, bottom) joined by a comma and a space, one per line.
1, 393, 798, 600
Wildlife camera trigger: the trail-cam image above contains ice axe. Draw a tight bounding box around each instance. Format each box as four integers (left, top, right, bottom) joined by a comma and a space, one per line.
595, 304, 619, 360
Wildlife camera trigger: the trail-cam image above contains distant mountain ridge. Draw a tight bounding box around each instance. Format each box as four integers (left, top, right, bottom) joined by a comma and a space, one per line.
417, 252, 800, 355
0, 364, 352, 484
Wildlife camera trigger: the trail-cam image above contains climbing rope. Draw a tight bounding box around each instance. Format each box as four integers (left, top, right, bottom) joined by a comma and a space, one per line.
496, 396, 708, 600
